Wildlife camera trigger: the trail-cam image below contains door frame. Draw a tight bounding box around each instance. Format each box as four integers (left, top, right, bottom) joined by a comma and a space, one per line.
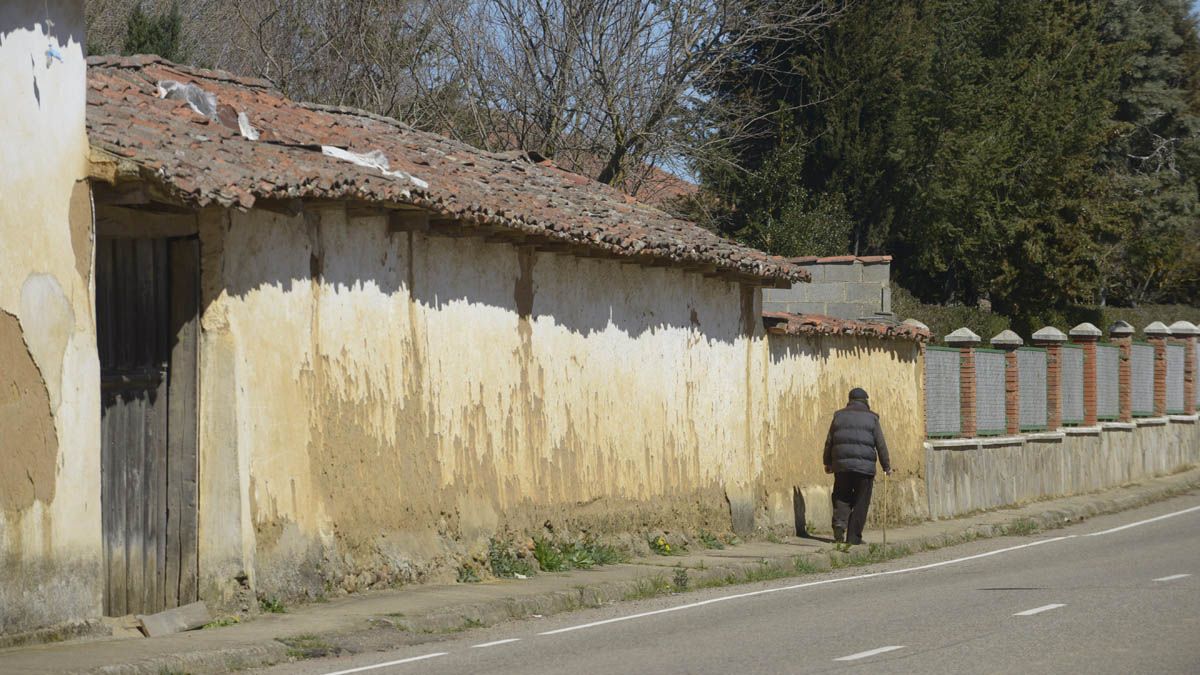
96, 204, 200, 615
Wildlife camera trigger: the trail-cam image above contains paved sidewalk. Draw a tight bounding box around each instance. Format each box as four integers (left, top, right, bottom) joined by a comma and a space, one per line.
3, 468, 1197, 675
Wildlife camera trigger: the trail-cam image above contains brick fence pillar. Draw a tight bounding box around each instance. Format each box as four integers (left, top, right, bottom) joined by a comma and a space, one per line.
1169, 321, 1199, 414
1069, 323, 1102, 426
1146, 321, 1171, 416
1109, 320, 1134, 422
946, 327, 982, 438
1032, 326, 1067, 430
991, 329, 1024, 435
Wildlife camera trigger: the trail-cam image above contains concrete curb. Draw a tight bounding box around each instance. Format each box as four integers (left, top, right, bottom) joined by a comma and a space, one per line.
14, 468, 1200, 674
92, 643, 289, 675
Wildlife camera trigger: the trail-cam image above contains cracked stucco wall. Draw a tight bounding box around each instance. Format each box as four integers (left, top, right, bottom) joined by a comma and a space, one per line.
0, 0, 102, 636
195, 205, 926, 606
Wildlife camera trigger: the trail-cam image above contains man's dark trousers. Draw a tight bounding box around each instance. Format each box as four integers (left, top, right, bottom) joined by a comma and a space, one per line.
832, 471, 874, 544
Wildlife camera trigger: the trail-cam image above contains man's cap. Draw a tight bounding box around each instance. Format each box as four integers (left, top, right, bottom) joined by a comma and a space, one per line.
848, 387, 869, 401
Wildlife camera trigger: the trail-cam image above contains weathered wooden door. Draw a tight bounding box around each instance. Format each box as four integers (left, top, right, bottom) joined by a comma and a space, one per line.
97, 236, 199, 616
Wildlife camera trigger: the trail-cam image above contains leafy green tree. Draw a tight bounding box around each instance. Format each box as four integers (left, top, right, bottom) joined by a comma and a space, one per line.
698, 0, 1132, 324
122, 2, 184, 61
1095, 0, 1200, 306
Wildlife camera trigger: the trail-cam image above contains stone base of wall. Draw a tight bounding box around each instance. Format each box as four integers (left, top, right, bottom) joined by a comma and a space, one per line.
925, 416, 1200, 519
0, 555, 102, 637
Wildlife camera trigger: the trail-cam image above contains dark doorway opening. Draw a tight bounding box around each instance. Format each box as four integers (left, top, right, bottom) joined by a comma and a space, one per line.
96, 235, 199, 616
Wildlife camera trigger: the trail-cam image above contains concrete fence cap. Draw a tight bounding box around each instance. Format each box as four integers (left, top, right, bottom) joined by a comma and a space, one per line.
1068, 322, 1102, 338
1168, 320, 1200, 336
944, 327, 981, 346
989, 329, 1024, 347
1144, 321, 1171, 337
1108, 320, 1134, 337
902, 318, 929, 331
1031, 326, 1067, 343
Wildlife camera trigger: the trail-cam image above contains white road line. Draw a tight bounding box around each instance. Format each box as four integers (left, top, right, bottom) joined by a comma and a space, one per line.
1085, 505, 1200, 537
312, 502, 1200, 675
471, 638, 521, 649
1153, 574, 1191, 582
1014, 603, 1065, 616
539, 536, 1073, 636
321, 652, 447, 675
536, 504, 1200, 638
834, 645, 906, 661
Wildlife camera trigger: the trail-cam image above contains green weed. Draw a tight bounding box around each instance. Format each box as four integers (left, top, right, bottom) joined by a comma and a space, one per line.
672, 566, 690, 592
201, 615, 240, 629
533, 537, 567, 572
649, 535, 682, 555
792, 556, 821, 574
587, 540, 629, 565
278, 634, 335, 660
457, 564, 481, 583
559, 541, 596, 569
488, 537, 536, 578
1002, 518, 1041, 536
698, 530, 725, 550
625, 574, 672, 600
259, 596, 286, 614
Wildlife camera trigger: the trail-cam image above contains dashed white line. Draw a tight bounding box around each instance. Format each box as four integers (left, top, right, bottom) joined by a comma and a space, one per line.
1085, 505, 1200, 537
321, 652, 447, 675
320, 503, 1199, 673
1014, 603, 1065, 616
834, 645, 906, 661
471, 638, 521, 649
1153, 574, 1191, 582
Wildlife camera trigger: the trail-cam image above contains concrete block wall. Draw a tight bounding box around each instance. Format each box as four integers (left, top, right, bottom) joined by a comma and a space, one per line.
762, 256, 892, 320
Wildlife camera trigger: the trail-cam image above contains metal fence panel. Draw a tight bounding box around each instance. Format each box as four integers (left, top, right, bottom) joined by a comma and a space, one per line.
1061, 345, 1084, 424
1017, 348, 1047, 430
1096, 344, 1120, 420
1131, 343, 1155, 416
1167, 344, 1185, 413
925, 347, 960, 436
975, 349, 1007, 434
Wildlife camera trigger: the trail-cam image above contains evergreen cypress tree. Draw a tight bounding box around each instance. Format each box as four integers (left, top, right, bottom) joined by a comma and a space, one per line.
122, 2, 184, 62
695, 0, 1200, 323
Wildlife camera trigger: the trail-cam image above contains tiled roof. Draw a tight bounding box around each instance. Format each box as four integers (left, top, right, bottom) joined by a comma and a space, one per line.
787, 255, 892, 265
762, 312, 931, 343
85, 55, 806, 284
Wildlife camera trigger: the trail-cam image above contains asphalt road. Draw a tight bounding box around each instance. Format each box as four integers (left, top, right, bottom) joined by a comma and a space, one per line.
259, 494, 1200, 675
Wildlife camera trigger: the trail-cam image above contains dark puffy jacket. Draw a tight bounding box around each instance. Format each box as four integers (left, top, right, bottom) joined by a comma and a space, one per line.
822, 400, 891, 476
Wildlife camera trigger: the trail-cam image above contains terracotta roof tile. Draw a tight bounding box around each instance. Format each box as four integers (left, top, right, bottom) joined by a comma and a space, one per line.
85, 55, 807, 284
787, 255, 892, 265
762, 311, 931, 343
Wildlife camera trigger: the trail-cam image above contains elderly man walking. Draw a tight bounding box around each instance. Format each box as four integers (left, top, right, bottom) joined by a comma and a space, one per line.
823, 387, 892, 546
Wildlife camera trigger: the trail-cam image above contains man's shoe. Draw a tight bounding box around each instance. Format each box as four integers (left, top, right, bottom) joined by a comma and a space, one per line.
833, 527, 845, 544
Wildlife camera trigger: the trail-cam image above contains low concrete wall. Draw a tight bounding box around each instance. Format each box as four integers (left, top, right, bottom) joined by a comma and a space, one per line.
926, 416, 1200, 519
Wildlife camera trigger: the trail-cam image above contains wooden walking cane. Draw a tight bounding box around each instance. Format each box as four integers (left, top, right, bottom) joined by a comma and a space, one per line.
882, 471, 889, 546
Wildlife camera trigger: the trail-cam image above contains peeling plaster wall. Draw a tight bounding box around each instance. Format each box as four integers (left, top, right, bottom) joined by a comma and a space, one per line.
196, 205, 926, 604
0, 1, 102, 635
762, 334, 928, 533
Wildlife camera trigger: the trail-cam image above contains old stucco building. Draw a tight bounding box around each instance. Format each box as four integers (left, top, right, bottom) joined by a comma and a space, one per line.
1, 0, 102, 639
2, 22, 929, 639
